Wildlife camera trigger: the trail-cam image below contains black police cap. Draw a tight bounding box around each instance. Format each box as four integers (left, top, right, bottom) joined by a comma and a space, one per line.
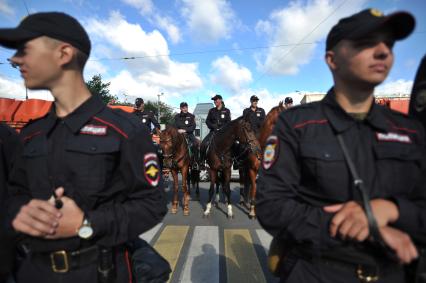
0, 12, 91, 55
135, 98, 144, 106
250, 95, 259, 102
211, 94, 223, 101
326, 9, 415, 51
285, 97, 293, 104
180, 102, 188, 107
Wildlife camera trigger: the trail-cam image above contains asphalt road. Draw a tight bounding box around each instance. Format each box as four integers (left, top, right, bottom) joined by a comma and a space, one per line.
140, 180, 279, 283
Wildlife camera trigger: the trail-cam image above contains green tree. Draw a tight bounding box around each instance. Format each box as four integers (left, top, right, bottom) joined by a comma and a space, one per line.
144, 101, 176, 125
85, 74, 118, 104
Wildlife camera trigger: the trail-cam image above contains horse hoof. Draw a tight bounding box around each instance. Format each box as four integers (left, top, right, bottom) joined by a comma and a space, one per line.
249, 214, 256, 220
184, 211, 190, 216
171, 209, 177, 214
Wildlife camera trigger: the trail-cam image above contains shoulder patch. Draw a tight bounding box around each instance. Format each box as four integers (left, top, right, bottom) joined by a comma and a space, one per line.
262, 135, 279, 170
144, 153, 160, 186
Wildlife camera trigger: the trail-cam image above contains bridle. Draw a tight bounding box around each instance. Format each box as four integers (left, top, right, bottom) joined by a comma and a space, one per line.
160, 132, 188, 168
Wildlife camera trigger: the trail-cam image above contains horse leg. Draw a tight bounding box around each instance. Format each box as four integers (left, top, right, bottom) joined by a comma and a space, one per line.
248, 166, 257, 219
187, 168, 192, 201
182, 165, 190, 216
195, 169, 200, 200
238, 167, 245, 205
223, 168, 233, 219
204, 168, 216, 217
215, 178, 221, 207
171, 169, 179, 214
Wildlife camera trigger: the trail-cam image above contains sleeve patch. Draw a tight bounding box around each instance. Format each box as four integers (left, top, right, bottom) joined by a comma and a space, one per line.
144, 153, 160, 186
262, 135, 279, 170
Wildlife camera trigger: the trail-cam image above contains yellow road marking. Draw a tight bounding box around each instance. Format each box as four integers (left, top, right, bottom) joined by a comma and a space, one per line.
153, 225, 189, 282
224, 229, 267, 283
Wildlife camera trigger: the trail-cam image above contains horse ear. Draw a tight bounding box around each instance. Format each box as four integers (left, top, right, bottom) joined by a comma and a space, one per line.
279, 101, 283, 107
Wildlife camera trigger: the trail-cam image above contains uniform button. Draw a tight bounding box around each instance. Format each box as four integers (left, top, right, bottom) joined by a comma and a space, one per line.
90, 146, 97, 151
324, 153, 330, 158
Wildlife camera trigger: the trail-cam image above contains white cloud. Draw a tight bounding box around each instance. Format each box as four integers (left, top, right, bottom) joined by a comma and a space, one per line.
84, 59, 108, 79
256, 0, 367, 75
122, 0, 153, 15
86, 12, 202, 95
180, 0, 236, 43
0, 76, 53, 100
210, 56, 252, 93
0, 0, 14, 16
122, 0, 182, 43
375, 79, 413, 96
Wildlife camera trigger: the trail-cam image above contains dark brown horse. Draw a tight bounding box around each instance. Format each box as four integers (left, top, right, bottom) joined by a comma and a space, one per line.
159, 125, 190, 215
203, 117, 254, 218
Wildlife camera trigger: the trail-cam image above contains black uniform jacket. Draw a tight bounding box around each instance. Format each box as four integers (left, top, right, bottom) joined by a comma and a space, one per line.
257, 89, 426, 262
7, 95, 167, 252
174, 112, 196, 134
133, 109, 160, 132
206, 107, 231, 131
243, 107, 266, 133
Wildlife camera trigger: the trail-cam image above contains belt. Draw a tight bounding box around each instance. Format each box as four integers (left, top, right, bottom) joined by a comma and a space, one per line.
35, 245, 99, 273
291, 248, 401, 283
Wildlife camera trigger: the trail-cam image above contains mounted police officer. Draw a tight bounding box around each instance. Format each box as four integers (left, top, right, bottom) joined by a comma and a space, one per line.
133, 97, 161, 135
243, 95, 266, 136
257, 9, 424, 283
199, 94, 231, 169
174, 102, 199, 169
0, 12, 167, 283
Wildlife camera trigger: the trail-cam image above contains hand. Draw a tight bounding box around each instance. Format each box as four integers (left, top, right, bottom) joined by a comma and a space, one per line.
379, 226, 418, 264
178, 129, 186, 134
324, 201, 369, 241
12, 198, 62, 237
45, 187, 84, 239
370, 199, 399, 226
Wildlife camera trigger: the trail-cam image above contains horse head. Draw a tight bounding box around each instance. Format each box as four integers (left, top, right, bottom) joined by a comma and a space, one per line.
159, 125, 179, 168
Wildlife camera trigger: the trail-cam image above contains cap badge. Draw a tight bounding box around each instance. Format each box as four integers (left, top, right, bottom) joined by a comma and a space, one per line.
370, 9, 383, 17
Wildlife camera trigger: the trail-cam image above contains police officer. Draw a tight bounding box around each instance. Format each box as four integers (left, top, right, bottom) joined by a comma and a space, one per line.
257, 9, 424, 283
242, 95, 266, 136
133, 97, 161, 134
174, 102, 199, 167
199, 94, 231, 168
284, 97, 293, 109
0, 124, 19, 282
0, 12, 167, 282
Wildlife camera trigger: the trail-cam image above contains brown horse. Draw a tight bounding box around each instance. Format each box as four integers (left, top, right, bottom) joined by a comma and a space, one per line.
237, 121, 262, 219
258, 101, 285, 150
159, 125, 190, 215
203, 117, 254, 218
238, 101, 286, 218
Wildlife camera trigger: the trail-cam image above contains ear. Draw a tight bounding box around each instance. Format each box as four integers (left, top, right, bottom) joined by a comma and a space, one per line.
57, 44, 75, 67
325, 50, 338, 71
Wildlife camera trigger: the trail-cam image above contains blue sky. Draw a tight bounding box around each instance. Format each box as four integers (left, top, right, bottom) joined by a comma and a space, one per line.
0, 0, 425, 115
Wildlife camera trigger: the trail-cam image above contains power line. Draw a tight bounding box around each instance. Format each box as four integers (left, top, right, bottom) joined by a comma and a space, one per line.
251, 0, 350, 86
21, 0, 30, 15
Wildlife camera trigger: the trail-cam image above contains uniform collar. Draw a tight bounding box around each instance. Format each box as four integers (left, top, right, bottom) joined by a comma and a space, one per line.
44, 94, 106, 135
323, 88, 390, 133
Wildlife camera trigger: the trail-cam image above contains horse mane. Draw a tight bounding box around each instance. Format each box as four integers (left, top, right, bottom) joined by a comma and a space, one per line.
258, 102, 285, 149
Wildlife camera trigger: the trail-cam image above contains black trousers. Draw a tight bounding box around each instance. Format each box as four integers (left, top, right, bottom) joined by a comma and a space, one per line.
281, 258, 406, 283
15, 250, 130, 283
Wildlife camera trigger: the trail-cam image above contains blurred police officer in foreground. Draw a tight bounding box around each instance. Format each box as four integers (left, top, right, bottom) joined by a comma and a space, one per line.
133, 97, 161, 135
199, 94, 231, 169
0, 12, 167, 282
0, 124, 19, 283
257, 9, 425, 283
243, 95, 266, 136
174, 102, 199, 168
284, 97, 293, 109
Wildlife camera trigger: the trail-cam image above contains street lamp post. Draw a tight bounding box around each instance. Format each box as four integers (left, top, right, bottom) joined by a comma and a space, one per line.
157, 92, 164, 121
